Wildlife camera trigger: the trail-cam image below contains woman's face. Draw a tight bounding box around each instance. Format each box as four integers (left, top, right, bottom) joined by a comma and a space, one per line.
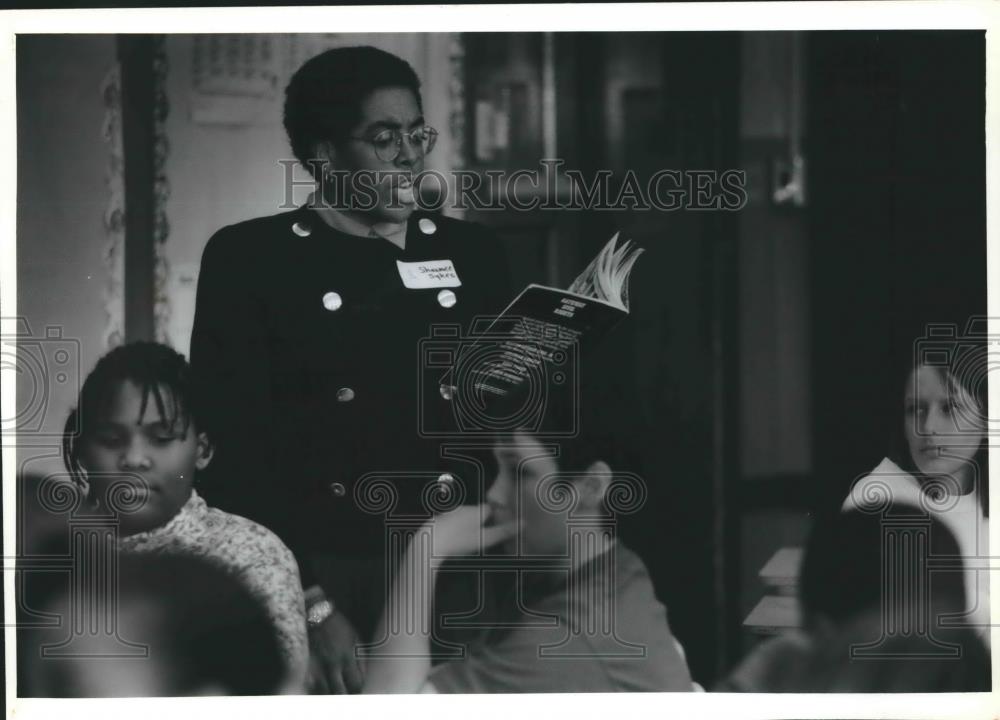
326, 86, 425, 225
81, 380, 212, 535
904, 365, 985, 485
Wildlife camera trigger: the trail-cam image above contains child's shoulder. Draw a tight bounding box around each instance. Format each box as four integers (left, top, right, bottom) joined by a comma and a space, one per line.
843, 457, 922, 512
199, 501, 297, 565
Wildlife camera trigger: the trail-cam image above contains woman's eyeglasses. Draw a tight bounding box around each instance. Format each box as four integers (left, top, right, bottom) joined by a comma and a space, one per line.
349, 126, 438, 162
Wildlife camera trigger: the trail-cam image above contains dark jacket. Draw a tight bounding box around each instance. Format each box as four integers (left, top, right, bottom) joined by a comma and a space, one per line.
190, 207, 512, 633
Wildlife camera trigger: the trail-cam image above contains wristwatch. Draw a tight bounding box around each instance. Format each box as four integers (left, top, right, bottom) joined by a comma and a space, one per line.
307, 598, 335, 627
304, 585, 336, 627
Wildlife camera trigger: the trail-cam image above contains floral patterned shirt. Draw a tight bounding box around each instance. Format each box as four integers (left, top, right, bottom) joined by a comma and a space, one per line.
118, 490, 308, 687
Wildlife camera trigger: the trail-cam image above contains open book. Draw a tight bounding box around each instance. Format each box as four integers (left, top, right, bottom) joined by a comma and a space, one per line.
434, 234, 643, 434
565, 232, 644, 312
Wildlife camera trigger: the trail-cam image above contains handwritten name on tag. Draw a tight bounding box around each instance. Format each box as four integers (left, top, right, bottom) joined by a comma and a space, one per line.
396, 260, 463, 289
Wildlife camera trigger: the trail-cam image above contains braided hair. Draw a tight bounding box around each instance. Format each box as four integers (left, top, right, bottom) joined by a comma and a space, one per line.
63, 342, 208, 491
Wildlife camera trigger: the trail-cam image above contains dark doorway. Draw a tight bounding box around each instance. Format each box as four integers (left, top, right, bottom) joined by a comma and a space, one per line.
808, 31, 986, 511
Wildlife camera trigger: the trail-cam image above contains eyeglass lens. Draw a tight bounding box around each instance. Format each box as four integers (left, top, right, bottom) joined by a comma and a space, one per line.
374, 128, 437, 161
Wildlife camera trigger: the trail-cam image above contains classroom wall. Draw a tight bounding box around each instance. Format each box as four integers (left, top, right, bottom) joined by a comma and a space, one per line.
15, 35, 120, 479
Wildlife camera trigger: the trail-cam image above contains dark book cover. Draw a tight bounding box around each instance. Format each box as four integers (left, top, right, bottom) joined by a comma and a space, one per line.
423, 235, 642, 437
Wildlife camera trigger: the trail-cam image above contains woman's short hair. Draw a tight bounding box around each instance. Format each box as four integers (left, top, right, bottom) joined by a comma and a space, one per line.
283, 45, 422, 176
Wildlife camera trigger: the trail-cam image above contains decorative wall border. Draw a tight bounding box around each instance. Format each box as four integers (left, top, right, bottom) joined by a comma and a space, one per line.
447, 34, 466, 220
151, 35, 172, 347
100, 62, 125, 351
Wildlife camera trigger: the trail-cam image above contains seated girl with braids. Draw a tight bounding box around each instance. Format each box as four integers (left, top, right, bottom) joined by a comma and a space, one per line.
62, 341, 308, 692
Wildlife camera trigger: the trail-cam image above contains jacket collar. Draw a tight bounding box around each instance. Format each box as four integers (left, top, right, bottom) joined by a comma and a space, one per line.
305, 192, 408, 249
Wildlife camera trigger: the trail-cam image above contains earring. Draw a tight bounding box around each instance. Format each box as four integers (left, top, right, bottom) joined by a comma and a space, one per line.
85, 486, 100, 511
74, 471, 95, 509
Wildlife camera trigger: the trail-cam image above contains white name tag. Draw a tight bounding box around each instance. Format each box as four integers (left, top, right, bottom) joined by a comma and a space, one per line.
396, 259, 463, 289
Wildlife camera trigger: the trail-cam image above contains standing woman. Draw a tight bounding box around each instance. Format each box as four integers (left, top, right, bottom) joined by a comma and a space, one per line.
844, 334, 989, 643
190, 46, 511, 693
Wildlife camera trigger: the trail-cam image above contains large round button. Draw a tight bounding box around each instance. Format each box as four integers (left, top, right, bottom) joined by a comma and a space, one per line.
437, 289, 457, 308
439, 383, 456, 401
292, 221, 312, 237
322, 292, 343, 311
336, 387, 355, 402
329, 482, 346, 497
418, 217, 437, 235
